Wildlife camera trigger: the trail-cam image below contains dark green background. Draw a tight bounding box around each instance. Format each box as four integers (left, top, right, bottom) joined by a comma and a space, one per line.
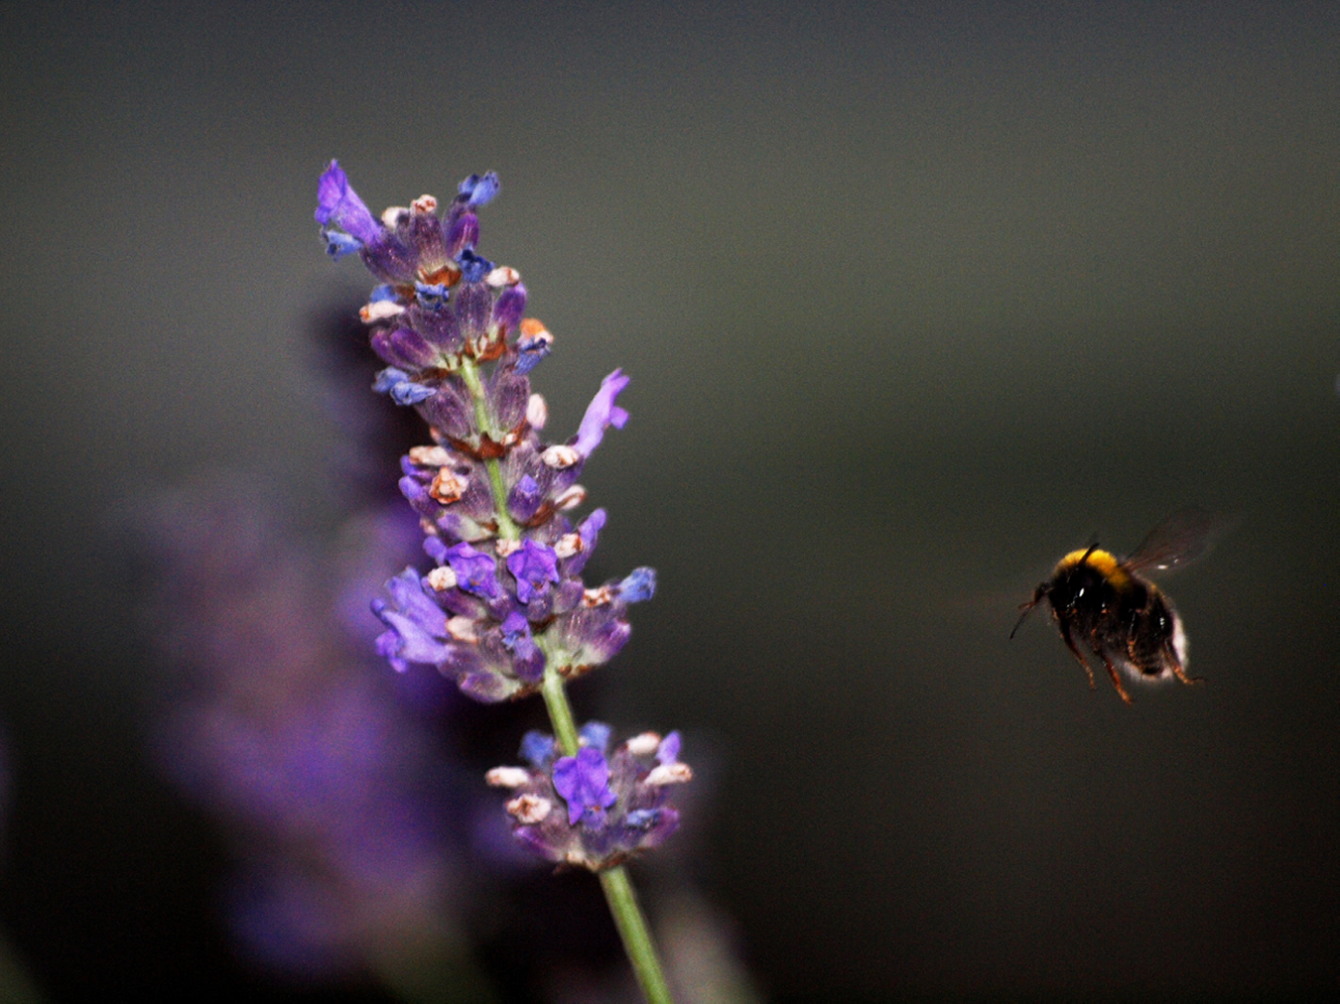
3, 1, 1338, 998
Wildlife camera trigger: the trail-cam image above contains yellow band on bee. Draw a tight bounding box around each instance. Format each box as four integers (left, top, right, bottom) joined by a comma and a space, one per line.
1057, 548, 1130, 589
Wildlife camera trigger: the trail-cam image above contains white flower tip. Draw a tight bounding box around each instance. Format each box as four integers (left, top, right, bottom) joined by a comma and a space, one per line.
554, 485, 587, 511
542, 445, 580, 470
426, 565, 457, 592
527, 393, 548, 430
429, 468, 466, 504
507, 794, 552, 825
486, 766, 532, 789
582, 585, 615, 608
554, 532, 582, 559
486, 265, 521, 287
359, 300, 405, 324
408, 445, 452, 468
625, 732, 662, 757
446, 615, 479, 643
412, 194, 439, 213
646, 763, 693, 787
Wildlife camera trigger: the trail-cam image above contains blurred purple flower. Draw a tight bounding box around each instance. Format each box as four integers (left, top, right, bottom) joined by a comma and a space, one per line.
144, 482, 479, 986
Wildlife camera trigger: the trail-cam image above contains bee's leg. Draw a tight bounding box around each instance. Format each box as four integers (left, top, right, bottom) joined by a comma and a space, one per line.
1164, 642, 1204, 687
1097, 653, 1135, 705
1056, 623, 1097, 691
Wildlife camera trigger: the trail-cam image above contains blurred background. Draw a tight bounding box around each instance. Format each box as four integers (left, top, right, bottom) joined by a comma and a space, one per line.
2, 1, 1338, 999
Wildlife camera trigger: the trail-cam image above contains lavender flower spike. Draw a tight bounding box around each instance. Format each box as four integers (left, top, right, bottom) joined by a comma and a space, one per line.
320, 162, 683, 1001
318, 163, 657, 703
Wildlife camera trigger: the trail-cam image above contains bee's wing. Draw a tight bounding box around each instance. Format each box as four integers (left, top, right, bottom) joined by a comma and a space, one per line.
1124, 506, 1230, 573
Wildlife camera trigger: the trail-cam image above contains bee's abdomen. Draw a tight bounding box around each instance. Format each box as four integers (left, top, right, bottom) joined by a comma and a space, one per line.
1122, 586, 1185, 677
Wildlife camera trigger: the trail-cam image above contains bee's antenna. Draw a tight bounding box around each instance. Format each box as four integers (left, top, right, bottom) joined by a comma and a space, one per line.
1010, 584, 1047, 639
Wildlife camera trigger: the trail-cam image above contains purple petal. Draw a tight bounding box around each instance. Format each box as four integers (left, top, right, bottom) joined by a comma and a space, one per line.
553, 747, 617, 827
458, 172, 500, 207
573, 369, 631, 457
492, 285, 526, 333
617, 567, 657, 604
371, 569, 450, 666
520, 731, 556, 769
506, 540, 560, 604
315, 160, 381, 245
444, 542, 501, 599
579, 721, 612, 754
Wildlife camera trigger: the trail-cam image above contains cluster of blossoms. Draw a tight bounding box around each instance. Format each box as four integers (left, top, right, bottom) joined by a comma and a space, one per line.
487, 722, 689, 870
316, 161, 689, 871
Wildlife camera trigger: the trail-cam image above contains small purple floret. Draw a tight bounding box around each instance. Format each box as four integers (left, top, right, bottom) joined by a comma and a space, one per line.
553, 747, 617, 827
618, 567, 657, 604
458, 172, 500, 207
515, 334, 551, 375
444, 542, 502, 599
372, 368, 435, 406
320, 229, 362, 259
507, 540, 560, 604
458, 249, 494, 284
414, 282, 449, 309
371, 568, 450, 672
573, 369, 631, 457
499, 611, 545, 682
520, 731, 556, 769
315, 160, 382, 246
579, 721, 613, 753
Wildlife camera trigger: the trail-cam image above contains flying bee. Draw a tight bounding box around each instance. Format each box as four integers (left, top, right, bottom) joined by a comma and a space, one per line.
1011, 508, 1223, 705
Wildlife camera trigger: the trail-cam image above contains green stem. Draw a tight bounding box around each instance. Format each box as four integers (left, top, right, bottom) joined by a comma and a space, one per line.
540, 663, 581, 757
458, 356, 519, 540
600, 865, 675, 1004
461, 353, 672, 1001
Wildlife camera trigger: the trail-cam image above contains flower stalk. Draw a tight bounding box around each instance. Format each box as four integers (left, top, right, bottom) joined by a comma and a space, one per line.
602, 865, 674, 1004
316, 160, 689, 999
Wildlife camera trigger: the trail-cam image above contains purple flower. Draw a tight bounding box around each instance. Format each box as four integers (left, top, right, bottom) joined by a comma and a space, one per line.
520, 730, 557, 770
444, 541, 502, 599
514, 318, 552, 375
373, 367, 436, 406
315, 160, 381, 246
618, 566, 657, 604
414, 281, 450, 310
458, 172, 500, 207
573, 369, 631, 458
507, 539, 560, 604
553, 747, 618, 827
487, 723, 691, 871
371, 568, 450, 672
458, 248, 494, 283
500, 611, 545, 683
318, 163, 658, 704
143, 485, 471, 980
321, 229, 362, 259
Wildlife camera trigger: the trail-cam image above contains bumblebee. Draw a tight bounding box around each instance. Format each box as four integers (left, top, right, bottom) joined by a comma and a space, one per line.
1011, 508, 1221, 705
